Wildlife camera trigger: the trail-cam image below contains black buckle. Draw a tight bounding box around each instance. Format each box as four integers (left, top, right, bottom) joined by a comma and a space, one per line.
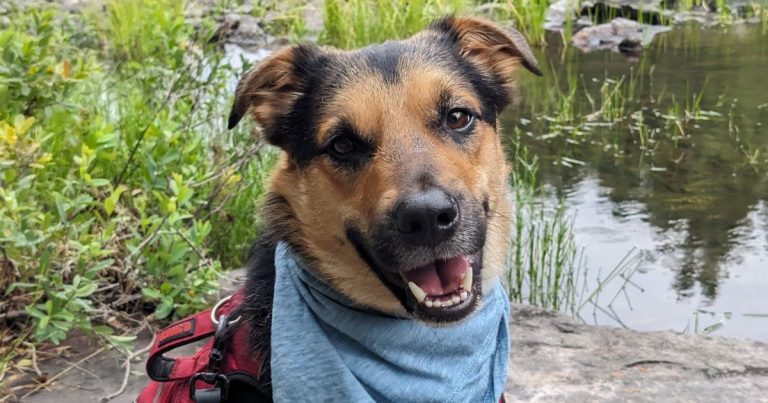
189, 314, 231, 403
189, 372, 229, 403
208, 314, 229, 373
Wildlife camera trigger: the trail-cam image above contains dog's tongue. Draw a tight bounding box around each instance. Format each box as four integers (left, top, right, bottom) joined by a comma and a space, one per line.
404, 256, 469, 296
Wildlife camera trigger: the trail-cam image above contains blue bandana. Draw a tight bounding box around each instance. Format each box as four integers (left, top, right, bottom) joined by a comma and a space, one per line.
270, 242, 510, 402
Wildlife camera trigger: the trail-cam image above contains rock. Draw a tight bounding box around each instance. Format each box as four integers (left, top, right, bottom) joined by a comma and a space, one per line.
548, 0, 765, 33
571, 17, 672, 54
546, 0, 672, 55
212, 13, 271, 49
15, 300, 768, 402
546, 0, 666, 30
505, 304, 768, 402
14, 269, 768, 401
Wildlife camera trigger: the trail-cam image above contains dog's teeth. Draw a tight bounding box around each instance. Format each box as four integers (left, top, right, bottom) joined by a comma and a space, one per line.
408, 282, 427, 303
462, 266, 473, 290
425, 299, 433, 308
451, 295, 460, 305
460, 290, 468, 301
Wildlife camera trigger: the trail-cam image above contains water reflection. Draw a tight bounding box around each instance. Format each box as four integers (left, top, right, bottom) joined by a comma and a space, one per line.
504, 24, 768, 340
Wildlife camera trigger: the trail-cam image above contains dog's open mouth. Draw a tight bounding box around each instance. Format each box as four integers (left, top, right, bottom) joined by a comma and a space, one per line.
399, 253, 481, 320
346, 226, 484, 322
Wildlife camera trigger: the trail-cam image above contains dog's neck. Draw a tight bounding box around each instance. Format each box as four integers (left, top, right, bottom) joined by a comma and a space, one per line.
269, 241, 511, 402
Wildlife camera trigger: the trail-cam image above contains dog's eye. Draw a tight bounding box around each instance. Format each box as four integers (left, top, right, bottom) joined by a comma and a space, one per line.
445, 109, 473, 131
330, 136, 355, 156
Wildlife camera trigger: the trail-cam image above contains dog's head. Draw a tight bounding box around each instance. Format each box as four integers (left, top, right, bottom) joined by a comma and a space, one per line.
229, 16, 541, 323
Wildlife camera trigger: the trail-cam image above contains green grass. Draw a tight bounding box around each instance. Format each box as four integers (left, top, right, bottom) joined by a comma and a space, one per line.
505, 140, 579, 312
315, 0, 766, 51
515, 58, 731, 160
504, 138, 639, 314
485, 0, 550, 47
320, 0, 473, 49
87, 0, 186, 64
255, 0, 311, 41
318, 0, 554, 49
507, 176, 582, 311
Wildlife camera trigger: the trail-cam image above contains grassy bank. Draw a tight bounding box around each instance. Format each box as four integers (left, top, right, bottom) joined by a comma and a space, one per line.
0, 1, 276, 376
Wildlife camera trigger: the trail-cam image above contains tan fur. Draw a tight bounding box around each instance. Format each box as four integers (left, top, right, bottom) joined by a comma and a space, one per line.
268, 69, 511, 315
231, 47, 303, 128
236, 16, 536, 317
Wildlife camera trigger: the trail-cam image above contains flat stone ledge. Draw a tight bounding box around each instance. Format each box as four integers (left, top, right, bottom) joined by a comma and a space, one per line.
14, 300, 768, 402
506, 304, 768, 402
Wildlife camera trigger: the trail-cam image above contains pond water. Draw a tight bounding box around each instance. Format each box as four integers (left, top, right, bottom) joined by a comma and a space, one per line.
506, 24, 768, 341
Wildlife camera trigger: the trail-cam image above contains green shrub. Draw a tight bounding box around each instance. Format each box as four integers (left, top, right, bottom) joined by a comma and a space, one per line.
0, 4, 274, 357
0, 10, 85, 120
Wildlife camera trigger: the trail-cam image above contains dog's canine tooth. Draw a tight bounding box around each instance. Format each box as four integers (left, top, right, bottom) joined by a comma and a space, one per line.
462, 266, 473, 290
408, 282, 427, 303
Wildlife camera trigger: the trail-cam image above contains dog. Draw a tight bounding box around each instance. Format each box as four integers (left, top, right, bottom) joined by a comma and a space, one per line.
227, 15, 542, 401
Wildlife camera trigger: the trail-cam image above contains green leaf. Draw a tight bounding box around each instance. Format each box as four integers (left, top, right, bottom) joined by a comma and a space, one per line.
154, 299, 174, 319
93, 325, 115, 335
108, 334, 136, 343
25, 306, 46, 320
38, 315, 50, 330
90, 178, 111, 187
104, 185, 126, 215
75, 281, 97, 298
141, 288, 163, 300
88, 259, 115, 275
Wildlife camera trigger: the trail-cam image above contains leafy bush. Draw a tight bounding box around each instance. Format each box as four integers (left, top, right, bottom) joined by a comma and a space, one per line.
0, 11, 84, 120
0, 3, 273, 358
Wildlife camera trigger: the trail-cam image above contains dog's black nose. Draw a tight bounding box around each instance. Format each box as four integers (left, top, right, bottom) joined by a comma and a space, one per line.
395, 188, 459, 246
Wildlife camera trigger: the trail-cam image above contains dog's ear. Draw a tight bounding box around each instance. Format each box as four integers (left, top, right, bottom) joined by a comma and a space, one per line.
227, 44, 321, 131
430, 16, 542, 81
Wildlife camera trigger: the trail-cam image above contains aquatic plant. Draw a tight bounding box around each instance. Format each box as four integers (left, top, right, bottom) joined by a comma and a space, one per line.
505, 138, 639, 315
506, 140, 582, 312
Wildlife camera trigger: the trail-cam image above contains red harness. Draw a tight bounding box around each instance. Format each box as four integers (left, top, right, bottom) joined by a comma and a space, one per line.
137, 290, 265, 403
137, 289, 507, 402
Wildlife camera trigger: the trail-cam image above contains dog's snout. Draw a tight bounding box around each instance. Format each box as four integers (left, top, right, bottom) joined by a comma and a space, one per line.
394, 188, 459, 246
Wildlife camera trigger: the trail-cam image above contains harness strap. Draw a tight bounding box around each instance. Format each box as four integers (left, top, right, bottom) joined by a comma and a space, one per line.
146, 291, 244, 382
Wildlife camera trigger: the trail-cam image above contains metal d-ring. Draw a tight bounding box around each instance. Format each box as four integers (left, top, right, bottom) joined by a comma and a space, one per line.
210, 295, 241, 326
